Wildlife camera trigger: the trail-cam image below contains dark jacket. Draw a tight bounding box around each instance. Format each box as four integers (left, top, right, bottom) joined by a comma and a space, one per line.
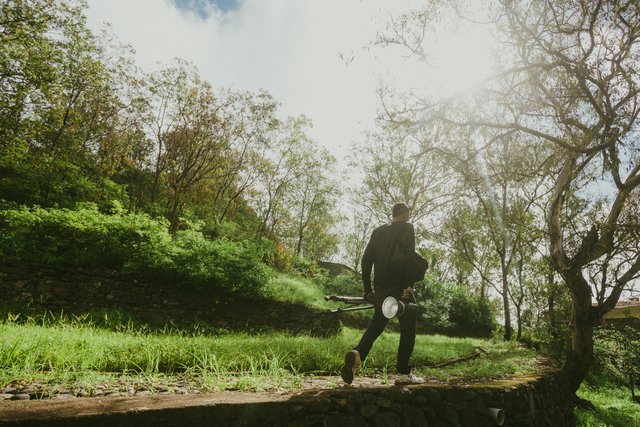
361, 221, 415, 294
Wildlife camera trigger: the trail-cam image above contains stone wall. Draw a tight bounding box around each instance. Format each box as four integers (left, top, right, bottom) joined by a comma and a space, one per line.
0, 263, 340, 336
0, 374, 575, 427
283, 374, 575, 427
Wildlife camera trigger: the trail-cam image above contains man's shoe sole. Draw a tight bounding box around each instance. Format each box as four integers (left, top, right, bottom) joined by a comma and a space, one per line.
340, 351, 361, 384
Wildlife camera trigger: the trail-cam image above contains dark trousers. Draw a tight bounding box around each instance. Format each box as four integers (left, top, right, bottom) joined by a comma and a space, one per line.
354, 291, 416, 375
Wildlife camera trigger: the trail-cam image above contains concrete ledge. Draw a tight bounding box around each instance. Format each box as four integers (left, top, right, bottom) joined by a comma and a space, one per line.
0, 374, 574, 427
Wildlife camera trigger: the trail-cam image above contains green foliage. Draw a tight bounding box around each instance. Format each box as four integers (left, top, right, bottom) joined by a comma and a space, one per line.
577, 382, 640, 427
418, 276, 498, 337
0, 155, 128, 209
0, 204, 269, 297
593, 324, 640, 399
263, 240, 294, 272
291, 255, 323, 277
172, 228, 270, 296
313, 273, 362, 297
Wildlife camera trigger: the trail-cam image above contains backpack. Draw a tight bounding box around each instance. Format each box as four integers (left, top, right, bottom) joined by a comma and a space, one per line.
389, 241, 429, 283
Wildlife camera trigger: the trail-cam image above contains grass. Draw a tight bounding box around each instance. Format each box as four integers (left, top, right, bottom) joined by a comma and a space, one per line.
0, 310, 539, 396
576, 381, 640, 427
265, 274, 328, 309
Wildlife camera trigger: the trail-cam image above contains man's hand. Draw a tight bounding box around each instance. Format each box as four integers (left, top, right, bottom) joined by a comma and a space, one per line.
364, 291, 376, 303
402, 287, 414, 299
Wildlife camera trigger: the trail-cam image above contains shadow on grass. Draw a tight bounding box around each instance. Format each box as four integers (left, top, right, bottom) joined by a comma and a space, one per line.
0, 304, 338, 338
577, 381, 640, 427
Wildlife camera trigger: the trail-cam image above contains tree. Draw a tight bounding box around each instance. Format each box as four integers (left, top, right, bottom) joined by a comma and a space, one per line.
252, 116, 312, 240
342, 209, 375, 273
0, 0, 138, 208
352, 125, 454, 226
377, 0, 640, 394
204, 90, 278, 226
281, 148, 341, 260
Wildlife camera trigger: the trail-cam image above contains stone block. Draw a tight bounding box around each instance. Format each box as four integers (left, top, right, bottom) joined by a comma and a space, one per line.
322, 413, 366, 427
373, 411, 401, 427
359, 404, 378, 418
402, 403, 429, 427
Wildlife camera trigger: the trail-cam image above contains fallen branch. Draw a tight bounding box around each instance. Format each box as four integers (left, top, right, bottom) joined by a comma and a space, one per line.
428, 346, 488, 368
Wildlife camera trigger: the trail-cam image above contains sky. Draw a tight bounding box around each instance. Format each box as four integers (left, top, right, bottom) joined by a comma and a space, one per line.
85, 0, 415, 164
85, 0, 497, 167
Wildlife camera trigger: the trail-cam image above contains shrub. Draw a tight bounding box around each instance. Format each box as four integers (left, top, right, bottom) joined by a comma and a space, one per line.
0, 204, 269, 297
418, 276, 497, 337
0, 155, 128, 210
173, 229, 270, 296
263, 241, 294, 273
315, 273, 362, 297
592, 324, 640, 399
292, 256, 323, 277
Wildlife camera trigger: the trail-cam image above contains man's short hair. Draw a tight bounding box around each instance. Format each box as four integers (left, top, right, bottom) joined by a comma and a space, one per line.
392, 202, 410, 218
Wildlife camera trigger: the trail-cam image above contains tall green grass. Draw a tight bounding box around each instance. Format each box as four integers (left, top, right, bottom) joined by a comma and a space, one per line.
266, 274, 327, 309
576, 382, 640, 427
0, 311, 538, 393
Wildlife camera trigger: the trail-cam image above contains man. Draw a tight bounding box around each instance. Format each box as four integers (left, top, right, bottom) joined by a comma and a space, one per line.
341, 202, 424, 385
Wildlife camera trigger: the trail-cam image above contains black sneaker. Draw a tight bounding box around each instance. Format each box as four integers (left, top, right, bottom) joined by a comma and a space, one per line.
340, 350, 361, 384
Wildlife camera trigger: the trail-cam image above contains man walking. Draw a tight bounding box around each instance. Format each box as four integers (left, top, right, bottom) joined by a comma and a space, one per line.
341, 202, 424, 385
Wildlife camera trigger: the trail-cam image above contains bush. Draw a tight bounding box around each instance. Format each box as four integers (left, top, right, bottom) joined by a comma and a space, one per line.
418, 277, 497, 337
172, 228, 270, 296
263, 241, 294, 273
0, 204, 269, 297
315, 273, 362, 297
292, 256, 323, 277
592, 324, 640, 399
0, 155, 128, 210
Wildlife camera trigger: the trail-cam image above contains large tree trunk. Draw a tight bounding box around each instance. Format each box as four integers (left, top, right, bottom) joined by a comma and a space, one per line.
562, 272, 597, 393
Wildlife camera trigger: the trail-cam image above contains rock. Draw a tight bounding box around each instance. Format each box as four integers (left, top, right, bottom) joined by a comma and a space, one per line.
11, 394, 30, 401
136, 391, 151, 397
438, 406, 459, 427
359, 404, 378, 418
77, 390, 90, 398
3, 387, 16, 394
290, 404, 306, 414
459, 410, 481, 427
288, 414, 322, 427
335, 398, 348, 407
402, 404, 429, 427
54, 394, 76, 400
424, 405, 437, 422
377, 397, 393, 408
1, 394, 14, 400
323, 413, 366, 427
373, 411, 401, 427
308, 398, 331, 414
424, 388, 442, 404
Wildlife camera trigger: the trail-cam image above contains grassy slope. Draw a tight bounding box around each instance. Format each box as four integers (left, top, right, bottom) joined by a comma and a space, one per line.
0, 273, 539, 396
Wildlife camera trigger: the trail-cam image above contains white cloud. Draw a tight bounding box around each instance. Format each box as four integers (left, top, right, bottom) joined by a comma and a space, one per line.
85, 0, 411, 163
